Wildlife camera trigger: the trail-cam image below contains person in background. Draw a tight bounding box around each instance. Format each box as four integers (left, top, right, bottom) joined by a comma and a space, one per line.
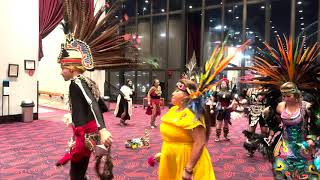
214, 78, 237, 142
244, 85, 268, 156
147, 79, 162, 128
114, 79, 134, 126
158, 79, 215, 180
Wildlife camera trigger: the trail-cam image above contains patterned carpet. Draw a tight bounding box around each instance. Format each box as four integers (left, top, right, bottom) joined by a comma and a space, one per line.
0, 105, 273, 180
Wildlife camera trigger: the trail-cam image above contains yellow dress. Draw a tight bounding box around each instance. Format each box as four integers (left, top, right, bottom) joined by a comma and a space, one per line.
159, 106, 215, 180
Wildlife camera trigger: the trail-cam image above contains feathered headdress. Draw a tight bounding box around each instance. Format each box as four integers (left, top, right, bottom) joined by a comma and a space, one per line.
181, 51, 199, 82
58, 0, 139, 70
248, 35, 320, 91
179, 39, 250, 117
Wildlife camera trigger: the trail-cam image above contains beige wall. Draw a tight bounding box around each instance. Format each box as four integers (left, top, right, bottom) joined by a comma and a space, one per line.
0, 0, 39, 115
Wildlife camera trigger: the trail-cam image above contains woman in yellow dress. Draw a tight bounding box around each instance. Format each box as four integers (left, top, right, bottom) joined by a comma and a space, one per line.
159, 79, 215, 180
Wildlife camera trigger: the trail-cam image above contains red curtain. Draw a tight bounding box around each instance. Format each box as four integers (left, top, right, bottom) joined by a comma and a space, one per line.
39, 0, 63, 61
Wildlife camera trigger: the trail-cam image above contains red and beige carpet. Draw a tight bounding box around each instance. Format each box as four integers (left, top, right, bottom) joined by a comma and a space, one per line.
0, 105, 273, 180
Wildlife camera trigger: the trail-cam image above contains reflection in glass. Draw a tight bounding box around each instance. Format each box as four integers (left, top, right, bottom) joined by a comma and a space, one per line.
169, 15, 183, 68
167, 71, 183, 101
186, 0, 202, 9
109, 71, 120, 100
138, 18, 151, 57
204, 8, 222, 62
123, 0, 136, 17
270, 0, 290, 47
136, 71, 150, 99
295, 0, 318, 46
137, 0, 150, 16
187, 12, 201, 65
225, 0, 242, 4
246, 2, 266, 67
206, 0, 222, 6
224, 3, 243, 47
170, 0, 182, 11
152, 16, 167, 68
247, 3, 265, 46
153, 0, 166, 14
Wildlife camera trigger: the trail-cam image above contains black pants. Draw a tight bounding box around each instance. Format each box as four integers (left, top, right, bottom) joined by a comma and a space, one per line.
70, 156, 90, 180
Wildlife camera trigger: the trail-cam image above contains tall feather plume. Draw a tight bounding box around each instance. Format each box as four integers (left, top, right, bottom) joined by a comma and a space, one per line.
190, 39, 250, 99
249, 35, 320, 90
62, 0, 141, 69
185, 51, 197, 79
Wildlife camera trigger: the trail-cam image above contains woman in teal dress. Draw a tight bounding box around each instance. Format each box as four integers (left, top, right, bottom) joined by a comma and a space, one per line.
272, 82, 319, 179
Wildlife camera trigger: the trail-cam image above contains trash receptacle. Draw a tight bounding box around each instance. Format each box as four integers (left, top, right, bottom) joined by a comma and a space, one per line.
21, 100, 34, 122
103, 96, 110, 111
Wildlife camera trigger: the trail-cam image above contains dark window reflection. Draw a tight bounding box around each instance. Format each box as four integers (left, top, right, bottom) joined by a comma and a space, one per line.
123, 0, 136, 17
225, 0, 242, 4
170, 0, 182, 11
167, 71, 183, 98
270, 0, 290, 47
225, 3, 243, 46
206, 0, 222, 6
295, 0, 318, 46
246, 2, 266, 67
152, 16, 167, 68
169, 15, 183, 68
153, 0, 166, 14
136, 71, 150, 99
187, 12, 201, 65
186, 0, 202, 9
204, 8, 222, 61
109, 71, 120, 100
137, 0, 151, 16
247, 3, 265, 45
138, 18, 151, 57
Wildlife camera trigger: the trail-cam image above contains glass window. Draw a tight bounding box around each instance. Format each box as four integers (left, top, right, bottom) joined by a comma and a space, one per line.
136, 71, 150, 99
152, 15, 167, 68
204, 8, 222, 62
295, 0, 318, 45
246, 2, 266, 67
206, 0, 222, 6
137, 0, 151, 16
153, 0, 167, 14
187, 12, 201, 66
109, 71, 120, 100
170, 0, 182, 11
169, 15, 183, 68
123, 0, 136, 17
247, 3, 265, 47
270, 0, 290, 47
225, 3, 243, 47
124, 71, 135, 85
186, 0, 202, 9
225, 0, 242, 4
138, 18, 151, 57
167, 71, 183, 101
